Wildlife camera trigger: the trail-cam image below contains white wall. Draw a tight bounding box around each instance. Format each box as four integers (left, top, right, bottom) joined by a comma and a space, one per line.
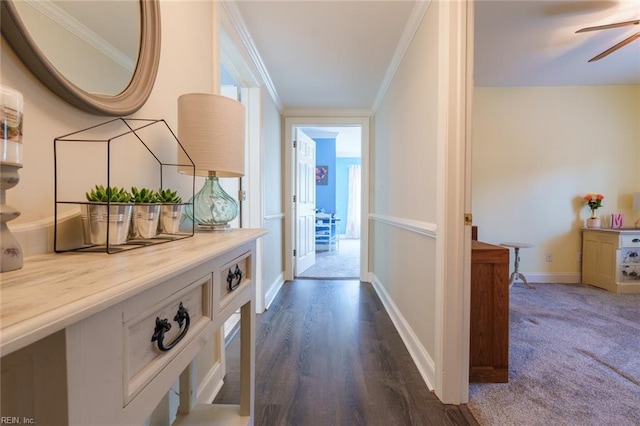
370, 1, 439, 388
261, 89, 285, 308
217, 1, 285, 312
472, 86, 640, 281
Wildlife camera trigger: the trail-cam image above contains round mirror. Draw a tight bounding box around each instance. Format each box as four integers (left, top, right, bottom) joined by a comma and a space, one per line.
1, 0, 160, 116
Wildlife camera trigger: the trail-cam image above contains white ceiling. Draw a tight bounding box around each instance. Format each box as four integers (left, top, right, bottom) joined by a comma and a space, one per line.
301, 126, 362, 157
475, 0, 640, 87
231, 0, 639, 111
234, 0, 416, 110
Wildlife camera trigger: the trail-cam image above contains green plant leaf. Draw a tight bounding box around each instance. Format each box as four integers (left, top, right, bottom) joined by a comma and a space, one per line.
157, 188, 182, 203
86, 185, 132, 203
131, 187, 159, 203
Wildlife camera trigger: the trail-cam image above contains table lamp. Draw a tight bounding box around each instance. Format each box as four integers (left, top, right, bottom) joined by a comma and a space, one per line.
634, 192, 640, 229
178, 93, 245, 231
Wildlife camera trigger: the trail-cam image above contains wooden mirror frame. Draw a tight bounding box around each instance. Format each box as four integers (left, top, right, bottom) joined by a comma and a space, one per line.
0, 0, 161, 116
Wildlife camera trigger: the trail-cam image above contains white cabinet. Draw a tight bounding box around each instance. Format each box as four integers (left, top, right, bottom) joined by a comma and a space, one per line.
0, 229, 266, 425
582, 228, 640, 293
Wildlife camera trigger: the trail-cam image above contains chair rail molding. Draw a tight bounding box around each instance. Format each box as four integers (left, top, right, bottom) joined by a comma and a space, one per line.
263, 213, 284, 222
369, 213, 437, 238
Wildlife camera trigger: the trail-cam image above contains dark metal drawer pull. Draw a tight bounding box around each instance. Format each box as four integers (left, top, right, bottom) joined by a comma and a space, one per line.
151, 302, 190, 352
227, 264, 243, 291
632, 238, 640, 243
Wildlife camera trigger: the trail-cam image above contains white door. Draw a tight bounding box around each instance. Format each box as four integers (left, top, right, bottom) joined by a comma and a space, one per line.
295, 129, 316, 275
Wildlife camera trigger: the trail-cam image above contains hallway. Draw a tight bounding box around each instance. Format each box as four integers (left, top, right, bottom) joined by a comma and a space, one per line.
214, 280, 478, 425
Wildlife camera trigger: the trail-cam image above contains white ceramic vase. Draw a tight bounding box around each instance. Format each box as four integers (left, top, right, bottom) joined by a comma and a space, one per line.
586, 218, 601, 228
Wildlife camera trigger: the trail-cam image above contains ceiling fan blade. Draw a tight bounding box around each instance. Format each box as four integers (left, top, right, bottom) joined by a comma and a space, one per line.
588, 31, 640, 62
577, 19, 639, 33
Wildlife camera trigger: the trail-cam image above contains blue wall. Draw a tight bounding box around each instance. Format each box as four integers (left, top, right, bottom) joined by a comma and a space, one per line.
336, 157, 361, 235
314, 138, 336, 214
314, 137, 361, 236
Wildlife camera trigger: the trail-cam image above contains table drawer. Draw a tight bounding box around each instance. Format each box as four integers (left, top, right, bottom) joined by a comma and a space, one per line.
620, 234, 640, 248
219, 251, 251, 310
123, 274, 212, 404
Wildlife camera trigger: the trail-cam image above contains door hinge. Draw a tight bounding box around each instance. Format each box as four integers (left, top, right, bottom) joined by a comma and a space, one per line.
464, 213, 473, 226
293, 195, 296, 203
293, 249, 296, 257
293, 140, 297, 148
238, 189, 246, 201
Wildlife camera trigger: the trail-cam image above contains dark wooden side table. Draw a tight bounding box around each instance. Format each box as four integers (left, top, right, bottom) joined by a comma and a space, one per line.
470, 240, 510, 383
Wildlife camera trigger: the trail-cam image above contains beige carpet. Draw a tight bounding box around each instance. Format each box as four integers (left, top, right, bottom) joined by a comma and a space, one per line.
297, 238, 360, 279
468, 282, 640, 426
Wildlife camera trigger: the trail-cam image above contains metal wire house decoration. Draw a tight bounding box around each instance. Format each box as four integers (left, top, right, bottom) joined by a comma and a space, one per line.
54, 118, 195, 254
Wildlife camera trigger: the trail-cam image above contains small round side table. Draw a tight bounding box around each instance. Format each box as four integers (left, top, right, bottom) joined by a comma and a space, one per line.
500, 242, 536, 289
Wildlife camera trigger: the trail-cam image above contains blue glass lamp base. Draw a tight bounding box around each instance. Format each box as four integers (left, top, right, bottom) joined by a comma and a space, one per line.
185, 176, 238, 231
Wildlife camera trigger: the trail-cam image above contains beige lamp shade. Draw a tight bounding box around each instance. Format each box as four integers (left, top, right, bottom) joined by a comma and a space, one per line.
178, 93, 245, 177
633, 192, 640, 211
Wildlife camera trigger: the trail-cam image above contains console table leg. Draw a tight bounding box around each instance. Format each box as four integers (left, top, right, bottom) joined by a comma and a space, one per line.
179, 360, 198, 415
240, 300, 255, 421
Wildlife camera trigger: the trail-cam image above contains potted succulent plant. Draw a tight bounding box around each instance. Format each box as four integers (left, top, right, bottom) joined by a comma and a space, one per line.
129, 187, 161, 239
83, 185, 133, 245
157, 188, 185, 234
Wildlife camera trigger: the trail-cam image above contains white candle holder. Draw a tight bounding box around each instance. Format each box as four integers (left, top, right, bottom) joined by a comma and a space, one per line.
1, 86, 24, 272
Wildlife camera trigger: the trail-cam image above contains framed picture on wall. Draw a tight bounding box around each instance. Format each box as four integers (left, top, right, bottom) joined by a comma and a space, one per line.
316, 165, 328, 185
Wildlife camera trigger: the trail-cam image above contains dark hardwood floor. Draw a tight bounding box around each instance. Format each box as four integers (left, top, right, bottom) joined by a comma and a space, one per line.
214, 279, 478, 426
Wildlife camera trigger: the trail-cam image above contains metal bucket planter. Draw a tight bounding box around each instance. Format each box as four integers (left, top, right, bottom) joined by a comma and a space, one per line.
82, 203, 133, 245
159, 203, 185, 234
130, 204, 161, 239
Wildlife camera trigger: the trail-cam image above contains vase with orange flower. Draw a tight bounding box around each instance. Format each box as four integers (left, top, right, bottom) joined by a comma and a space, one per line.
584, 193, 604, 228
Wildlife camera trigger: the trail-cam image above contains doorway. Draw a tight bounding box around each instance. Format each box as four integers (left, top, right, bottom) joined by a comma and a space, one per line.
283, 117, 370, 283
296, 126, 362, 279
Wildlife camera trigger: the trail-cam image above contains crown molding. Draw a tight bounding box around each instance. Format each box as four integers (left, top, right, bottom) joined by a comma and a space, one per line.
282, 108, 372, 118
372, 0, 431, 112
220, 1, 283, 111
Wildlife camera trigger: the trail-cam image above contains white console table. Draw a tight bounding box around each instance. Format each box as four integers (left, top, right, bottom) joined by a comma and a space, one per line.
0, 229, 266, 425
582, 228, 640, 293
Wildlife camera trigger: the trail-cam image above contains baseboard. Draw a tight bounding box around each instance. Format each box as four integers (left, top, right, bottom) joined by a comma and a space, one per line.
197, 359, 224, 405
365, 270, 581, 398
264, 272, 285, 310
521, 272, 581, 284
369, 273, 436, 391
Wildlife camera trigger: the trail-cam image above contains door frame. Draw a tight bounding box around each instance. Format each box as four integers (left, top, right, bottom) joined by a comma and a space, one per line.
284, 116, 370, 282
434, 0, 473, 404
